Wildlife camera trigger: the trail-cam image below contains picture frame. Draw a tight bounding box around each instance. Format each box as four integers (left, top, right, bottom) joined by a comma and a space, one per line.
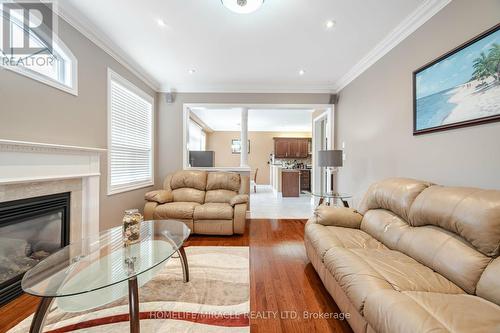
413, 23, 500, 135
231, 139, 250, 154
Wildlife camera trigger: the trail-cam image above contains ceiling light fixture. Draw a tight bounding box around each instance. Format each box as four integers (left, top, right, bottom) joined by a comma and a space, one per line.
221, 0, 265, 14
188, 68, 196, 74
157, 19, 166, 27
299, 69, 305, 76
326, 20, 336, 29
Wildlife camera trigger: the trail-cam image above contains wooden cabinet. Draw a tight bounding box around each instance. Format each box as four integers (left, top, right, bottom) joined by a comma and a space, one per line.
274, 138, 311, 158
282, 170, 300, 197
275, 139, 290, 158
300, 170, 310, 191
298, 140, 309, 158
289, 139, 300, 158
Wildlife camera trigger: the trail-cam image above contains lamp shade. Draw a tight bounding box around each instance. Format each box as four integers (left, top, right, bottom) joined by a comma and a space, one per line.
318, 150, 343, 167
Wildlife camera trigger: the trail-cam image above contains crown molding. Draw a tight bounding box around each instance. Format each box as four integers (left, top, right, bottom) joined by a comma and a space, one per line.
333, 0, 452, 93
55, 2, 161, 91
160, 83, 336, 94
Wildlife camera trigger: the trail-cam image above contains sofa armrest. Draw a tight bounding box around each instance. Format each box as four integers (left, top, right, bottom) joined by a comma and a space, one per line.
144, 201, 159, 220
145, 190, 173, 204
314, 205, 363, 229
230, 194, 249, 207
233, 203, 247, 234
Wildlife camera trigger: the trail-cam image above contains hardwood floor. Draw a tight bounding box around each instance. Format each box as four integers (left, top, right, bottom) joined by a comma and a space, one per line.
0, 219, 353, 333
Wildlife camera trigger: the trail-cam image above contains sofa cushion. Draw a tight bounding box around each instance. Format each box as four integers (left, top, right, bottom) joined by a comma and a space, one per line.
154, 202, 200, 220
364, 290, 500, 333
361, 209, 491, 294
194, 203, 233, 220
172, 188, 205, 204
304, 220, 386, 260
206, 172, 240, 192
409, 185, 500, 257
314, 205, 363, 228
476, 257, 500, 306
358, 178, 433, 220
323, 248, 464, 314
170, 170, 207, 191
205, 189, 237, 204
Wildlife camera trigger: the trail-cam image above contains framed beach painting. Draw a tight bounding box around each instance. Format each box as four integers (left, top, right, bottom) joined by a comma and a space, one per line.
413, 24, 500, 135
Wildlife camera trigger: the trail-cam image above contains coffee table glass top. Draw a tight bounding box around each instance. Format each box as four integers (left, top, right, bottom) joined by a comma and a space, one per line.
310, 192, 352, 199
22, 220, 190, 298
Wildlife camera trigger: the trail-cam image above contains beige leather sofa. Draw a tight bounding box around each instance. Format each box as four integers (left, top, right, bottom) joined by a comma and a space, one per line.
144, 170, 249, 235
305, 178, 500, 333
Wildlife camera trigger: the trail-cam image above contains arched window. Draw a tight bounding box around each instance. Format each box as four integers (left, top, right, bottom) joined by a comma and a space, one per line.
1, 7, 78, 95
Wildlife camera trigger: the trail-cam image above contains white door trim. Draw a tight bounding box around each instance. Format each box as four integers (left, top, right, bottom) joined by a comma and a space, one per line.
312, 108, 333, 194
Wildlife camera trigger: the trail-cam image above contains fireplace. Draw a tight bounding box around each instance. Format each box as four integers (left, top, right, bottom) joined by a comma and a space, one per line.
0, 192, 70, 306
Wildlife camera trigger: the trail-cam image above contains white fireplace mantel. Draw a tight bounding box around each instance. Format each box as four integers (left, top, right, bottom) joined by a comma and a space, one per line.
0, 139, 106, 239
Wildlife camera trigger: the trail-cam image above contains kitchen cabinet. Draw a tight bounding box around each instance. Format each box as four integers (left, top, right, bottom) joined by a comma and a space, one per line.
300, 169, 310, 191
282, 170, 300, 197
275, 139, 290, 158
298, 140, 309, 158
288, 139, 300, 157
274, 138, 311, 158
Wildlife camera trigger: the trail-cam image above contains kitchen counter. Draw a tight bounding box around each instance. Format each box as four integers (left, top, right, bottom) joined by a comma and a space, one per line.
270, 165, 310, 195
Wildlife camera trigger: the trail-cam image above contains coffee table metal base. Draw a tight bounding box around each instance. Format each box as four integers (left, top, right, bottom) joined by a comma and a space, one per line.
29, 297, 54, 333
318, 196, 349, 208
29, 247, 190, 333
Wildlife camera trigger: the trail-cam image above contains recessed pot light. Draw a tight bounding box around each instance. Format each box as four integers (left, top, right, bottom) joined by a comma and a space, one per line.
221, 0, 265, 14
299, 69, 305, 76
326, 20, 336, 29
188, 68, 196, 74
157, 19, 166, 27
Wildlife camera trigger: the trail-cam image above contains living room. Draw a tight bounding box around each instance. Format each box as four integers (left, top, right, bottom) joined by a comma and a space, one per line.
0, 1, 499, 333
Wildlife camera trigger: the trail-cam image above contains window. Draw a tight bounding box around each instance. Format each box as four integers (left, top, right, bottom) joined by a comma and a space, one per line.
188, 120, 206, 151
108, 69, 154, 195
0, 7, 77, 95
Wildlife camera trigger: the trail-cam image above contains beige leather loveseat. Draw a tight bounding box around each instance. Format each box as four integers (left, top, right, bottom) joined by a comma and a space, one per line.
305, 178, 500, 333
144, 170, 249, 235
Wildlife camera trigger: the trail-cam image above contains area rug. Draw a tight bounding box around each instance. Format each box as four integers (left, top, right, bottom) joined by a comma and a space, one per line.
9, 246, 250, 333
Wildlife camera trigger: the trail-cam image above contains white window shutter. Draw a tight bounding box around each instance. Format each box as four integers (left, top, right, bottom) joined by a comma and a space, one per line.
108, 70, 153, 194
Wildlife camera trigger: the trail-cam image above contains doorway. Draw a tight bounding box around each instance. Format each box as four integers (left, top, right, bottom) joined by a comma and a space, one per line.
312, 109, 332, 195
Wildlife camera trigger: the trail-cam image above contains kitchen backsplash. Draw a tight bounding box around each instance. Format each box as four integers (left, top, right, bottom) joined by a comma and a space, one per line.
273, 157, 312, 169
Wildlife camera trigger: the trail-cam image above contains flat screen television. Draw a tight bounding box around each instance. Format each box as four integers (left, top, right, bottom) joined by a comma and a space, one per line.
189, 151, 214, 167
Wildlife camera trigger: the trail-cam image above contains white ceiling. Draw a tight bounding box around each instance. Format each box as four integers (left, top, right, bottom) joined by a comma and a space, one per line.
191, 107, 314, 132
60, 0, 434, 92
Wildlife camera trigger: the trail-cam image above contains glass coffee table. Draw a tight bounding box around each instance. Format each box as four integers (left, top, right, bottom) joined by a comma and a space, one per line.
311, 192, 352, 207
21, 220, 191, 333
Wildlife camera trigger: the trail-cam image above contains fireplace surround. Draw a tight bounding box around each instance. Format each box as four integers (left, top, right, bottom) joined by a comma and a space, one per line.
0, 139, 105, 305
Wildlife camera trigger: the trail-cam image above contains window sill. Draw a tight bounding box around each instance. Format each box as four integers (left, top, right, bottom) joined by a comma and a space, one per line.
107, 181, 154, 196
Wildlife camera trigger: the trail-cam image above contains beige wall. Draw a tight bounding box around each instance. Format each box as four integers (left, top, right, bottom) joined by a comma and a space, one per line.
206, 131, 311, 184
335, 0, 500, 207
0, 16, 157, 231
157, 93, 330, 184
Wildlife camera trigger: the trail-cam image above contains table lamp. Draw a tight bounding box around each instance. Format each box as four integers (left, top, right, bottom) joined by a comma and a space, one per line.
318, 150, 343, 193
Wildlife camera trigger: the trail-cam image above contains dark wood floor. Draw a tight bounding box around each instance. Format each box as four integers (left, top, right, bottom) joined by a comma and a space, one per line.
0, 219, 352, 333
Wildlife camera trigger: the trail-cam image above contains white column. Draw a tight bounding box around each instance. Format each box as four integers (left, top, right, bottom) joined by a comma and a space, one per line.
240, 107, 249, 167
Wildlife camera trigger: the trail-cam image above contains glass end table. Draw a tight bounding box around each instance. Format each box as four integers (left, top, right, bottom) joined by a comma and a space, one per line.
21, 220, 191, 333
311, 192, 352, 207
